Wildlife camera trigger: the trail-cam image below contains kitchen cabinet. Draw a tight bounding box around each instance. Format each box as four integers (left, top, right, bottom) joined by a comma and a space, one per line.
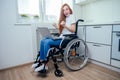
86, 25, 112, 64
87, 43, 111, 64
111, 60, 120, 68
75, 0, 97, 5
75, 0, 120, 25
86, 25, 112, 45
77, 26, 85, 41
111, 1, 120, 23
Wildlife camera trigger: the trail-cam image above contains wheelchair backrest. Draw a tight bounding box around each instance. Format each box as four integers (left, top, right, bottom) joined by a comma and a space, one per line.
59, 19, 84, 48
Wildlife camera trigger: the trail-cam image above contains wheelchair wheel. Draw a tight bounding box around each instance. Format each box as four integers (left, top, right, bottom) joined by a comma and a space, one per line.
64, 38, 88, 71
54, 69, 63, 77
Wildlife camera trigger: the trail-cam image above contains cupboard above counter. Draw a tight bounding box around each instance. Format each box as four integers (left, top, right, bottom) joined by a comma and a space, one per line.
75, 0, 120, 25
75, 0, 97, 5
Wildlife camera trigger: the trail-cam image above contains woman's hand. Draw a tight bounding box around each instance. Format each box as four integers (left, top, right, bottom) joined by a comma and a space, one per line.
60, 21, 66, 27
61, 21, 76, 33
52, 23, 58, 29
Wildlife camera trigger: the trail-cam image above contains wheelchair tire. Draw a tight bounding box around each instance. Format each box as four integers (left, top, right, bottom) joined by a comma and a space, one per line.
64, 38, 88, 71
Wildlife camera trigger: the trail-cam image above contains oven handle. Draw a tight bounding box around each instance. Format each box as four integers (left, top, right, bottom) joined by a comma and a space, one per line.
116, 32, 120, 36
118, 39, 120, 51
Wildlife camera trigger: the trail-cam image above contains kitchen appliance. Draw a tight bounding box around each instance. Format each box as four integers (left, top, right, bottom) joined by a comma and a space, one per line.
111, 25, 120, 61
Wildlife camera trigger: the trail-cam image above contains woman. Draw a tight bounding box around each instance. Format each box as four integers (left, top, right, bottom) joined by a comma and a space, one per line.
32, 3, 76, 72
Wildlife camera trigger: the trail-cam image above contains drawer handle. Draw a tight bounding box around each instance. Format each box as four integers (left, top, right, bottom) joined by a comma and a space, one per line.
93, 26, 101, 28
93, 44, 101, 47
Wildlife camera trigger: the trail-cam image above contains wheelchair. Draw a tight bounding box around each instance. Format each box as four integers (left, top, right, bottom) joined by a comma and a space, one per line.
34, 19, 88, 77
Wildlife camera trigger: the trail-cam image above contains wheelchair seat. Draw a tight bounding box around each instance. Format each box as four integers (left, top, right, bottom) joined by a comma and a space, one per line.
34, 19, 88, 77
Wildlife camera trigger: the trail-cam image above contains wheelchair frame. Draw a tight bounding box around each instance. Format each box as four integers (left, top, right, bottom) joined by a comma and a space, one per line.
34, 19, 88, 77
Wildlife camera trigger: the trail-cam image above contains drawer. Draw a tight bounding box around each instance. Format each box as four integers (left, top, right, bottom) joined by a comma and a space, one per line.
87, 43, 111, 64
111, 59, 120, 68
113, 25, 120, 31
86, 25, 112, 45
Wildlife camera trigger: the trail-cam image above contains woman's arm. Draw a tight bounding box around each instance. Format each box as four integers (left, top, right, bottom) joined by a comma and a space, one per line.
64, 23, 76, 33
60, 21, 76, 33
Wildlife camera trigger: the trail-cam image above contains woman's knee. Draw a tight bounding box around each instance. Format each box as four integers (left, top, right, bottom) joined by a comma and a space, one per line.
41, 38, 47, 43
44, 39, 52, 45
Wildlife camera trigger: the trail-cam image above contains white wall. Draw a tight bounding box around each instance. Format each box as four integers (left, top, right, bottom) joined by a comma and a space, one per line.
0, 0, 33, 69
0, 0, 79, 70
80, 0, 120, 24
73, 4, 83, 20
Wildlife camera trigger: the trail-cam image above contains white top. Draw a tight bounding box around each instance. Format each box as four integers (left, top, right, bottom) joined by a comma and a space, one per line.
61, 14, 76, 34
59, 14, 75, 38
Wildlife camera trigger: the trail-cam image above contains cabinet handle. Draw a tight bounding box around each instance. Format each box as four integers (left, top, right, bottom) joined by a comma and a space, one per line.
93, 26, 101, 28
93, 44, 101, 47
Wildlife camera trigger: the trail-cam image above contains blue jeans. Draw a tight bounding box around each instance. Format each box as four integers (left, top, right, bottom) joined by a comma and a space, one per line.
40, 37, 62, 61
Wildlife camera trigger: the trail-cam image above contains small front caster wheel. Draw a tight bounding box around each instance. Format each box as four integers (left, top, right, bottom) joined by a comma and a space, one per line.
54, 69, 63, 77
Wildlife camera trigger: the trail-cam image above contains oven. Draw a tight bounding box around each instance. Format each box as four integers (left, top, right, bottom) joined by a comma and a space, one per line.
111, 25, 120, 61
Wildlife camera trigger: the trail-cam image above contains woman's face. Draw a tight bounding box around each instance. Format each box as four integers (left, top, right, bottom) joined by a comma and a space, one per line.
63, 5, 70, 17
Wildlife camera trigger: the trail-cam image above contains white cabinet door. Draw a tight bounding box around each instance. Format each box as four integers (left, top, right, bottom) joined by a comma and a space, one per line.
77, 26, 85, 41
86, 25, 112, 45
111, 59, 120, 68
112, 1, 120, 23
87, 43, 111, 64
75, 0, 97, 5
75, 0, 85, 3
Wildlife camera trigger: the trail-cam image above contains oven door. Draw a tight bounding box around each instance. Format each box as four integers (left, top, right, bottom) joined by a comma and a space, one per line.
112, 32, 120, 61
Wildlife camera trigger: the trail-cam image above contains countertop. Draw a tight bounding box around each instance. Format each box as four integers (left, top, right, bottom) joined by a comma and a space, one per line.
78, 21, 120, 26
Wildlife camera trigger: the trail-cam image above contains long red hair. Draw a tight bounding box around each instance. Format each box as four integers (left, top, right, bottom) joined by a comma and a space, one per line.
58, 3, 73, 34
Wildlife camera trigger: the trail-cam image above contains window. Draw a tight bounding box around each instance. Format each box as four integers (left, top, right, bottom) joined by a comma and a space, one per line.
18, 0, 40, 16
17, 0, 73, 23
44, 0, 73, 22
44, 0, 62, 22
17, 0, 40, 23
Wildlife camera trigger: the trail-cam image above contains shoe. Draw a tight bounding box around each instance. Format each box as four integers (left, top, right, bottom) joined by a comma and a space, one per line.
31, 62, 39, 69
34, 64, 48, 72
